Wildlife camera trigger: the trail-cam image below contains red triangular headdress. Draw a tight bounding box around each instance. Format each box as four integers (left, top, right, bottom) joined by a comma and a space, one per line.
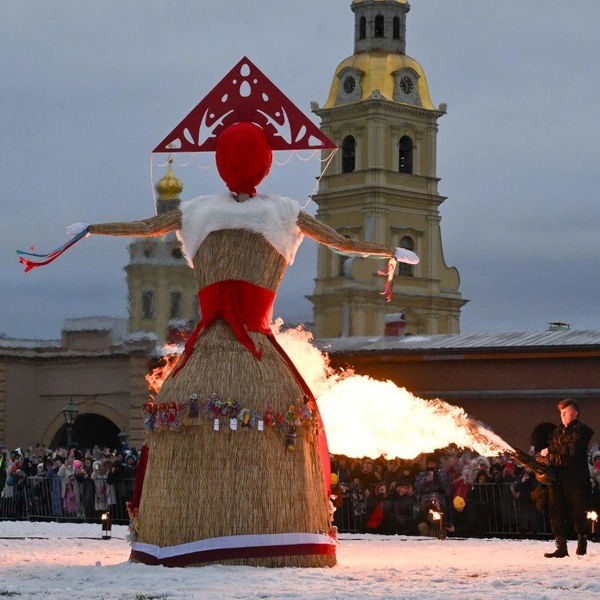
153, 57, 336, 153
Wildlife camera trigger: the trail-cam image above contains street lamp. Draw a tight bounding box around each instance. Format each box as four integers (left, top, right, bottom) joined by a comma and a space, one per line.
118, 430, 130, 448
62, 398, 79, 448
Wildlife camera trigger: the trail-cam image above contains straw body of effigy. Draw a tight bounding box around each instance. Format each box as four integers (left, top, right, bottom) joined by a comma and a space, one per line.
90, 201, 396, 568
134, 228, 335, 567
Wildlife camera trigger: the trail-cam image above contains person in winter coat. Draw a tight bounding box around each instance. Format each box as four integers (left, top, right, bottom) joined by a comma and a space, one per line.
588, 451, 600, 542
414, 455, 451, 513
57, 457, 75, 500
493, 460, 520, 532
364, 482, 391, 534
512, 466, 544, 536
446, 495, 487, 538
392, 480, 417, 535
416, 493, 446, 538
46, 458, 63, 517
541, 398, 594, 558
91, 460, 108, 515
78, 458, 96, 522
106, 459, 126, 520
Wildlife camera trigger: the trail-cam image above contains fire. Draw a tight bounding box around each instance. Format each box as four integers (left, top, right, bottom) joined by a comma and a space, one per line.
274, 320, 513, 460
145, 344, 182, 399
144, 321, 514, 460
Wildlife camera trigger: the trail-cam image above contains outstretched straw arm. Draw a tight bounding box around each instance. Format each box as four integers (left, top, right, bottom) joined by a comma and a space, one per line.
297, 211, 393, 258
17, 210, 183, 272
297, 211, 419, 302
89, 210, 182, 237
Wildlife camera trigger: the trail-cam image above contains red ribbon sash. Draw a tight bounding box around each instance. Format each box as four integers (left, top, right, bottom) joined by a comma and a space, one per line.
173, 279, 274, 376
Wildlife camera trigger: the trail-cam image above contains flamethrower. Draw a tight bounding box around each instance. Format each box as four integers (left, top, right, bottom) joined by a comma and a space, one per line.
508, 447, 555, 485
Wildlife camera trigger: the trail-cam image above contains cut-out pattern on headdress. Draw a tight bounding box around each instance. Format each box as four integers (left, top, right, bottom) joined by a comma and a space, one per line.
153, 57, 336, 153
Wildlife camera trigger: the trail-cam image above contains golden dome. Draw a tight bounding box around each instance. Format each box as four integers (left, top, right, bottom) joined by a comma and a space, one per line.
155, 159, 183, 201
322, 52, 435, 110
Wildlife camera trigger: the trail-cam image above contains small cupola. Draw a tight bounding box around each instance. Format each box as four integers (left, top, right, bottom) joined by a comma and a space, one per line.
155, 158, 183, 214
351, 0, 411, 55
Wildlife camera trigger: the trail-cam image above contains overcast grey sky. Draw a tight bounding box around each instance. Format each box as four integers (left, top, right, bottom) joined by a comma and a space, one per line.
1, 1, 599, 340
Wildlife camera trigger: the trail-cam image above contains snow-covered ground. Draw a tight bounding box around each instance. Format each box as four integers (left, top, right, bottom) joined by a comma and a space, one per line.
1, 521, 599, 599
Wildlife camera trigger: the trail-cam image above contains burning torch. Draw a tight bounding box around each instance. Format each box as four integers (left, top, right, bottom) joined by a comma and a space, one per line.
428, 497, 446, 540
587, 510, 598, 541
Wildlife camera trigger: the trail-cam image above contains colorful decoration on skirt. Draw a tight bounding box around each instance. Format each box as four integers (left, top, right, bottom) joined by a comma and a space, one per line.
142, 392, 317, 450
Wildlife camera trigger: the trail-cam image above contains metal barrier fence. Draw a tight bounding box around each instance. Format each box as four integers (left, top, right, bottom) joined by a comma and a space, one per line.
1, 478, 551, 538
333, 482, 552, 538
0, 476, 134, 524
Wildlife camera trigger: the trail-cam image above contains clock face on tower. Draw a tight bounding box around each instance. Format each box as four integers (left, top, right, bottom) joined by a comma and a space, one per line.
399, 76, 413, 95
343, 75, 356, 95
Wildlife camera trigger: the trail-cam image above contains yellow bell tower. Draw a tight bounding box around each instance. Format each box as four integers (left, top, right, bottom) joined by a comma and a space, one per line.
125, 160, 198, 343
309, 0, 467, 337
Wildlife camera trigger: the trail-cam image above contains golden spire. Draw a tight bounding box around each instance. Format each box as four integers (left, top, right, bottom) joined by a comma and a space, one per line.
155, 158, 183, 201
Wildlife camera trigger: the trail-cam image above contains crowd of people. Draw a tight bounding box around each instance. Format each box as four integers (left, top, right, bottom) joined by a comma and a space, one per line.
330, 442, 600, 541
2, 437, 600, 541
0, 442, 138, 522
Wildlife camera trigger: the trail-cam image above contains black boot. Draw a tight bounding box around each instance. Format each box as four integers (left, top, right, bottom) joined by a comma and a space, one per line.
544, 537, 569, 558
576, 534, 587, 556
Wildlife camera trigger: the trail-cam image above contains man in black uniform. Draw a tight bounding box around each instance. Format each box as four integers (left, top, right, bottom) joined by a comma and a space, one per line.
541, 398, 594, 557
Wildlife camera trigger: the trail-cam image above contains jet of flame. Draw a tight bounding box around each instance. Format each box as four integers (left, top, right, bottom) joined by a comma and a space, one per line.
146, 320, 514, 459
273, 320, 513, 460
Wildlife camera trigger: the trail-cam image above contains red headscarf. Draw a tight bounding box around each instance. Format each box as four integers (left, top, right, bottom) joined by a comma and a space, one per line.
216, 122, 272, 196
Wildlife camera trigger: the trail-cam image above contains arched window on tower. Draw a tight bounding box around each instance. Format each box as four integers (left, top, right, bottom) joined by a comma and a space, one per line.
393, 17, 400, 40
170, 291, 182, 319
398, 136, 414, 174
338, 235, 353, 276
374, 15, 384, 38
398, 236, 415, 277
359, 16, 366, 40
341, 135, 356, 174
142, 291, 154, 320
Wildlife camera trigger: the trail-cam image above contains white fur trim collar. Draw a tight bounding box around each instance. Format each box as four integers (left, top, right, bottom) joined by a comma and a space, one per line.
177, 193, 303, 266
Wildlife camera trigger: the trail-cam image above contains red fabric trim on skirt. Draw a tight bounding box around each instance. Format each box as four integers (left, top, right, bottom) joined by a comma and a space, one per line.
131, 541, 336, 568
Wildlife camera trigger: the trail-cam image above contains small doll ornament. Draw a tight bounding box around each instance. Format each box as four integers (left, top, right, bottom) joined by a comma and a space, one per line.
263, 403, 274, 428
285, 426, 297, 452
188, 393, 199, 420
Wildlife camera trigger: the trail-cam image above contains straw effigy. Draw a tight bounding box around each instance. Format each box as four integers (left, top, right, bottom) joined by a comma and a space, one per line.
90, 204, 396, 568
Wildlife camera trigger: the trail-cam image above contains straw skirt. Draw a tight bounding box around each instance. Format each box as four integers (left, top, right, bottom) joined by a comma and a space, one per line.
131, 230, 335, 567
